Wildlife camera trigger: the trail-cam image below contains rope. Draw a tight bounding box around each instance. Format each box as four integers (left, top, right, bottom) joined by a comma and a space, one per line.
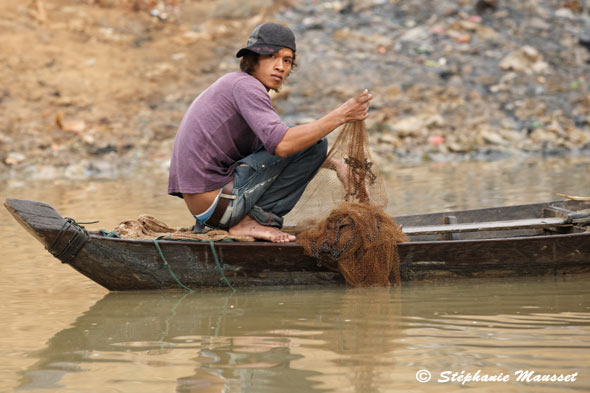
99, 229, 120, 238
151, 236, 235, 292
46, 217, 90, 263
208, 240, 236, 292
100, 230, 237, 292
152, 239, 193, 292
158, 292, 190, 342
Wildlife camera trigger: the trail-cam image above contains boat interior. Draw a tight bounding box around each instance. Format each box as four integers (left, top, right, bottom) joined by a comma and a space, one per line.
395, 200, 590, 241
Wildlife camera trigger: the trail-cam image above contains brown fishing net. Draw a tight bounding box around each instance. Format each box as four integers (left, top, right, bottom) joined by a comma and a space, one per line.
112, 215, 254, 242
291, 121, 408, 287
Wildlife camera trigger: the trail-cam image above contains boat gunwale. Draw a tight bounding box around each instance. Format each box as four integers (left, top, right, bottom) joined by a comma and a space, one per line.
86, 229, 590, 247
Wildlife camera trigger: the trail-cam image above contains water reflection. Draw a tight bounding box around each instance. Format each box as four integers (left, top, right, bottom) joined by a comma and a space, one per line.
18, 288, 402, 393
17, 275, 590, 393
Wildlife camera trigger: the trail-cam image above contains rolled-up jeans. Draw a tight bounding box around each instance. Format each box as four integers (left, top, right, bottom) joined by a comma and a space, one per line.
214, 138, 328, 230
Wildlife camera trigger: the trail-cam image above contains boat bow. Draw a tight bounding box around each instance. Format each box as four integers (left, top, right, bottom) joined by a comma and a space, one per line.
4, 198, 89, 263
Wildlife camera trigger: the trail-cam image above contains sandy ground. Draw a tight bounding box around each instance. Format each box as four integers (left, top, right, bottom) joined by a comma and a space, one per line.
0, 0, 283, 176
1, 0, 589, 180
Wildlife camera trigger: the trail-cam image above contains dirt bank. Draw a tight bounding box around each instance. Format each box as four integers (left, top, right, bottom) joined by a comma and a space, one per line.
1, 0, 589, 180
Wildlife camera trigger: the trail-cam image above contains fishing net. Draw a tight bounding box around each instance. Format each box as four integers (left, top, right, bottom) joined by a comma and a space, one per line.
290, 120, 408, 287
111, 215, 254, 242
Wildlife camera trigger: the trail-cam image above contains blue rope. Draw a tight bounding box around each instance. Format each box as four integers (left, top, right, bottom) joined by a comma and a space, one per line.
151, 237, 235, 292
152, 239, 193, 292
100, 230, 236, 292
208, 240, 236, 292
99, 229, 120, 238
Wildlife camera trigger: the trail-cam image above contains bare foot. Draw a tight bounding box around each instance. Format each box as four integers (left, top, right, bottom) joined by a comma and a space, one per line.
229, 215, 296, 243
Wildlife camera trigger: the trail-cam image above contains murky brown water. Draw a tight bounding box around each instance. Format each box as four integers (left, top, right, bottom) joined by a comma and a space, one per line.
1, 156, 589, 392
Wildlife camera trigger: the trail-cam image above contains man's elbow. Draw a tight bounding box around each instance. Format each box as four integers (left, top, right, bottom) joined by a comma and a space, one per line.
274, 143, 291, 158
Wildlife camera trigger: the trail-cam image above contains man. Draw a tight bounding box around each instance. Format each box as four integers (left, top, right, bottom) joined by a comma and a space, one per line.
168, 22, 371, 243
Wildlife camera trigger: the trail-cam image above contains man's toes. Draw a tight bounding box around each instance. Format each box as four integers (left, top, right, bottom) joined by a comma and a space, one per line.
269, 230, 294, 243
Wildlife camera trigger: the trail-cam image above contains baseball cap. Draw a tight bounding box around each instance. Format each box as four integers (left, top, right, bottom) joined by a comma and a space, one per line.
236, 23, 296, 58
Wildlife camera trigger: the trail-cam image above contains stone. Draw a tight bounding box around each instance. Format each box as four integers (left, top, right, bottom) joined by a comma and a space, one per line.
545, 120, 565, 136
499, 46, 550, 74
567, 128, 589, 144
530, 128, 558, 143
378, 133, 402, 147
499, 129, 525, 143
481, 130, 507, 145
394, 116, 424, 137
424, 114, 446, 128
399, 26, 429, 42
5, 152, 25, 166
555, 8, 575, 19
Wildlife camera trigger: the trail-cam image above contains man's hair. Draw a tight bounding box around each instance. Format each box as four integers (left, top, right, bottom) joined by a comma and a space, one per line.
239, 51, 260, 75
239, 50, 298, 75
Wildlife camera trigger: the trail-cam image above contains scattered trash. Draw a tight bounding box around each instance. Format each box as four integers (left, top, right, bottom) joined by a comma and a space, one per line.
428, 135, 445, 146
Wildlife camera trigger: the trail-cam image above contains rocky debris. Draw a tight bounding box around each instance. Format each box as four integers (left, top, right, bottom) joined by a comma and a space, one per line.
475, 0, 499, 14
0, 0, 589, 180
498, 46, 551, 74
273, 0, 590, 163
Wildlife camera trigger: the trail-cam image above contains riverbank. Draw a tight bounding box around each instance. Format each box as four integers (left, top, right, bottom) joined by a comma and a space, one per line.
1, 0, 589, 180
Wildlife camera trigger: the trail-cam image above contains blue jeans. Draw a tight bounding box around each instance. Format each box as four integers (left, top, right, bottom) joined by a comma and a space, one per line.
215, 138, 328, 230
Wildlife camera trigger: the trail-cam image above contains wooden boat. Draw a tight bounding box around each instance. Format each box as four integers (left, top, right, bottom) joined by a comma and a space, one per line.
5, 198, 590, 290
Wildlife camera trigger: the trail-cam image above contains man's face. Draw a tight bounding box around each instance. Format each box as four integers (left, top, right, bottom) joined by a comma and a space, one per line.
251, 48, 294, 91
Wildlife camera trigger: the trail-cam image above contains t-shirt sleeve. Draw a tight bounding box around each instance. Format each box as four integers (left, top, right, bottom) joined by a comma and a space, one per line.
232, 78, 289, 154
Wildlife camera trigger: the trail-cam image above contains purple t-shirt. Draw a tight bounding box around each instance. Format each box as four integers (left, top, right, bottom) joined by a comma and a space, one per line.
168, 72, 289, 196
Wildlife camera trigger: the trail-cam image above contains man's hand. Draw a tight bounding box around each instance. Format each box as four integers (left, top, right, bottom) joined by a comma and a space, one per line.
337, 89, 373, 124
274, 90, 372, 157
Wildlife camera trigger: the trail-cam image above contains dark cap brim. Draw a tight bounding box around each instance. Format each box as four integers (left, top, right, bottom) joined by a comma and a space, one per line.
236, 43, 293, 58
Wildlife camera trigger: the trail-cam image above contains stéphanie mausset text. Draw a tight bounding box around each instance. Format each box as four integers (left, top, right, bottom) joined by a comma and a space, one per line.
437, 370, 578, 385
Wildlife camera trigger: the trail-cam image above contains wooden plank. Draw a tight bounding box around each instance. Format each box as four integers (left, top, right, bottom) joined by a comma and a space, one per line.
395, 200, 590, 228
395, 201, 552, 227
4, 198, 65, 246
402, 217, 566, 235
443, 215, 460, 240
544, 206, 590, 224
543, 205, 576, 218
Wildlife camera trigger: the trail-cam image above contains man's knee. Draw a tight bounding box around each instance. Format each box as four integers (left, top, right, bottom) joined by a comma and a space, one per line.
315, 137, 328, 156
304, 137, 328, 167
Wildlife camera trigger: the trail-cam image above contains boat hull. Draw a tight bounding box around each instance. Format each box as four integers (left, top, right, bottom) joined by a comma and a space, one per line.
5, 198, 590, 290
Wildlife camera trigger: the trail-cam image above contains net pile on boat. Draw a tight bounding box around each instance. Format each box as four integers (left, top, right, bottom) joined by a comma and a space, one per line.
112, 215, 254, 242
290, 120, 408, 287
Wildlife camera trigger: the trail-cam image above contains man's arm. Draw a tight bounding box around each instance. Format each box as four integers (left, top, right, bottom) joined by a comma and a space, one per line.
274, 90, 372, 157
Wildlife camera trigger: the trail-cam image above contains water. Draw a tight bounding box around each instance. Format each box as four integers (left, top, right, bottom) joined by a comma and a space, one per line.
0, 156, 589, 392
10, 281, 590, 393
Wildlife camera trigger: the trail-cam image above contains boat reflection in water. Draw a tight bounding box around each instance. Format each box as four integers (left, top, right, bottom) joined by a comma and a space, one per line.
18, 287, 403, 393
18, 276, 590, 392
